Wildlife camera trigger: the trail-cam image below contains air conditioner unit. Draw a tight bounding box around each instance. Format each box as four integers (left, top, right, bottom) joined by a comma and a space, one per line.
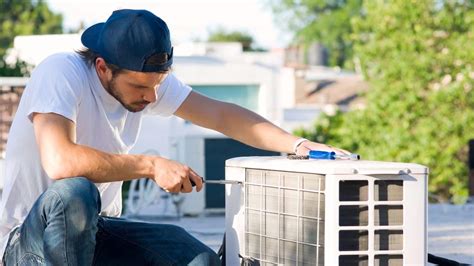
225, 157, 428, 266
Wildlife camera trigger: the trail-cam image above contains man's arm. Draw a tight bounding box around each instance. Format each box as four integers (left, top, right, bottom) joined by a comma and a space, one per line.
32, 112, 203, 192
175, 92, 347, 155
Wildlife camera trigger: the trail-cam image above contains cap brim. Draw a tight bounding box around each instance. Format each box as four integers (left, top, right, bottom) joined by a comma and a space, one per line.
81, 22, 105, 51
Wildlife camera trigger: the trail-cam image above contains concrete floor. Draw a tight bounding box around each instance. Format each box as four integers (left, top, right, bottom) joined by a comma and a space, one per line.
427, 204, 474, 264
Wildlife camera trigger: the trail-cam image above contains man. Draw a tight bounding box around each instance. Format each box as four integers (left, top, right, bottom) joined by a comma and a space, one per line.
0, 9, 347, 265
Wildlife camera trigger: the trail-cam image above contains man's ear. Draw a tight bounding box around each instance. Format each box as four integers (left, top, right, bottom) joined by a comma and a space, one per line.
95, 58, 111, 80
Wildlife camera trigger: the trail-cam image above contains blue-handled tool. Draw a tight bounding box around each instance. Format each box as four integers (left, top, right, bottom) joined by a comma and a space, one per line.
309, 150, 360, 160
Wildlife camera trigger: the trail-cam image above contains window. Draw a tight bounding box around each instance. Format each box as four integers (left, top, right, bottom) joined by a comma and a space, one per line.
191, 84, 259, 111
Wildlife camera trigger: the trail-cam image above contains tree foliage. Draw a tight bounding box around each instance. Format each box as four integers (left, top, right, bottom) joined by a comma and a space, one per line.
0, 0, 63, 76
295, 0, 474, 202
269, 0, 363, 68
207, 27, 260, 51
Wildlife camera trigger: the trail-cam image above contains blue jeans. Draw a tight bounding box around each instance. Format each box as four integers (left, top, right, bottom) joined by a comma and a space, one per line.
2, 177, 220, 266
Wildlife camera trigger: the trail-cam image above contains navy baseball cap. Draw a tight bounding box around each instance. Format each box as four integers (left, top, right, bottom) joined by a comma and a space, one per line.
81, 9, 173, 72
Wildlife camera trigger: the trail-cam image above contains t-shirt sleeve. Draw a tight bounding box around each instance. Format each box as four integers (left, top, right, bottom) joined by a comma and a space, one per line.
145, 73, 192, 116
25, 54, 84, 123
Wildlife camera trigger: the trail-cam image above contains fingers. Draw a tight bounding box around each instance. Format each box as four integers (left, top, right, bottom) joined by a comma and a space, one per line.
179, 167, 204, 193
297, 142, 330, 155
180, 176, 193, 193
153, 158, 202, 193
156, 161, 202, 194
297, 141, 352, 155
188, 169, 203, 192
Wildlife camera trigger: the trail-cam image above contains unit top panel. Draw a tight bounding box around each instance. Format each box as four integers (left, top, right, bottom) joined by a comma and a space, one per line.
226, 156, 428, 175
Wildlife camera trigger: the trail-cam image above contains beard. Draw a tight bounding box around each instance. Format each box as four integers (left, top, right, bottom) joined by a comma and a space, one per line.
104, 77, 150, 113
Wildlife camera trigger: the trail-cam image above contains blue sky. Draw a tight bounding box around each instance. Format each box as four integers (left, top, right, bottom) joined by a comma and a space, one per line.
46, 0, 291, 49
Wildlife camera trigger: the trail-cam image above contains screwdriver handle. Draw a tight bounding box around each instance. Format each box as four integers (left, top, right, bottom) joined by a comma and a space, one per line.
309, 150, 336, 160
309, 150, 360, 160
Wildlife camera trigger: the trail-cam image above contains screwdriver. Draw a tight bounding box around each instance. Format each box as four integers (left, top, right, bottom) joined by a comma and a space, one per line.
190, 178, 242, 187
203, 180, 242, 185
309, 150, 360, 160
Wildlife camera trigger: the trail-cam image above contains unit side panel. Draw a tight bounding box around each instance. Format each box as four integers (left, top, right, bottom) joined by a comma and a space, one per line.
324, 174, 339, 266
326, 173, 427, 266
225, 166, 246, 265
401, 173, 427, 265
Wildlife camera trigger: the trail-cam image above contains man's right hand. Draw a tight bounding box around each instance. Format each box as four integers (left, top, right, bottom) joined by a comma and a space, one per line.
152, 157, 203, 193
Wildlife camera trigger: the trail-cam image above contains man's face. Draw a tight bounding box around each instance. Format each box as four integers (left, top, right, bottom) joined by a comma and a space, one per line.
104, 70, 168, 112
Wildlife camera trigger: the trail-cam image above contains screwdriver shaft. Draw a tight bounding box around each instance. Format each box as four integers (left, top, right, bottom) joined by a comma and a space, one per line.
204, 180, 242, 185
191, 179, 242, 187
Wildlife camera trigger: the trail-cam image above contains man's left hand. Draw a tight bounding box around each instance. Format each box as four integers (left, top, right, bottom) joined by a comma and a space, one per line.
295, 140, 350, 156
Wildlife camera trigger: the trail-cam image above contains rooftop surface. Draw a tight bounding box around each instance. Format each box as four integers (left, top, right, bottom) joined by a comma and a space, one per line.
129, 203, 474, 265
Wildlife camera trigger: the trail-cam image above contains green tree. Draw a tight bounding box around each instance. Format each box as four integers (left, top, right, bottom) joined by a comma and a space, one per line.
0, 0, 63, 76
269, 0, 363, 68
296, 0, 474, 202
207, 27, 263, 51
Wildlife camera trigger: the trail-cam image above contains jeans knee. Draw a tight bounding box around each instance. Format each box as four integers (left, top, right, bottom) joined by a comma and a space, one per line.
166, 224, 187, 235
165, 225, 221, 265
45, 177, 100, 229
188, 249, 221, 266
197, 251, 221, 266
49, 177, 99, 205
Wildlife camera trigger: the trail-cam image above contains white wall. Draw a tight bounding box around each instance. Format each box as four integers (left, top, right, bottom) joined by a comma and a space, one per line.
175, 42, 243, 58
8, 34, 84, 66
128, 115, 182, 159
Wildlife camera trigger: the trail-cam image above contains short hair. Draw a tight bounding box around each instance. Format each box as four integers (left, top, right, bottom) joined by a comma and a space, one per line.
76, 48, 171, 76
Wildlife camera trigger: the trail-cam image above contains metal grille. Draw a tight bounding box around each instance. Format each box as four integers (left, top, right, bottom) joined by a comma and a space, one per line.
244, 169, 325, 265
339, 180, 404, 266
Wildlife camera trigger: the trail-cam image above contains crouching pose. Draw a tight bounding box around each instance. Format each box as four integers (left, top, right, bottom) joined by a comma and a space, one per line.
0, 9, 347, 265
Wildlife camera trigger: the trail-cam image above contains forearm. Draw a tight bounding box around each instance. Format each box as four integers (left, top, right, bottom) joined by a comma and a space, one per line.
43, 143, 155, 182
214, 106, 348, 156
175, 92, 330, 155
214, 103, 300, 154
32, 112, 154, 182
33, 113, 204, 192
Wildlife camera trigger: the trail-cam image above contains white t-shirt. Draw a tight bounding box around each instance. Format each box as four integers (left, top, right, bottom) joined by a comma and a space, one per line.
0, 52, 192, 262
